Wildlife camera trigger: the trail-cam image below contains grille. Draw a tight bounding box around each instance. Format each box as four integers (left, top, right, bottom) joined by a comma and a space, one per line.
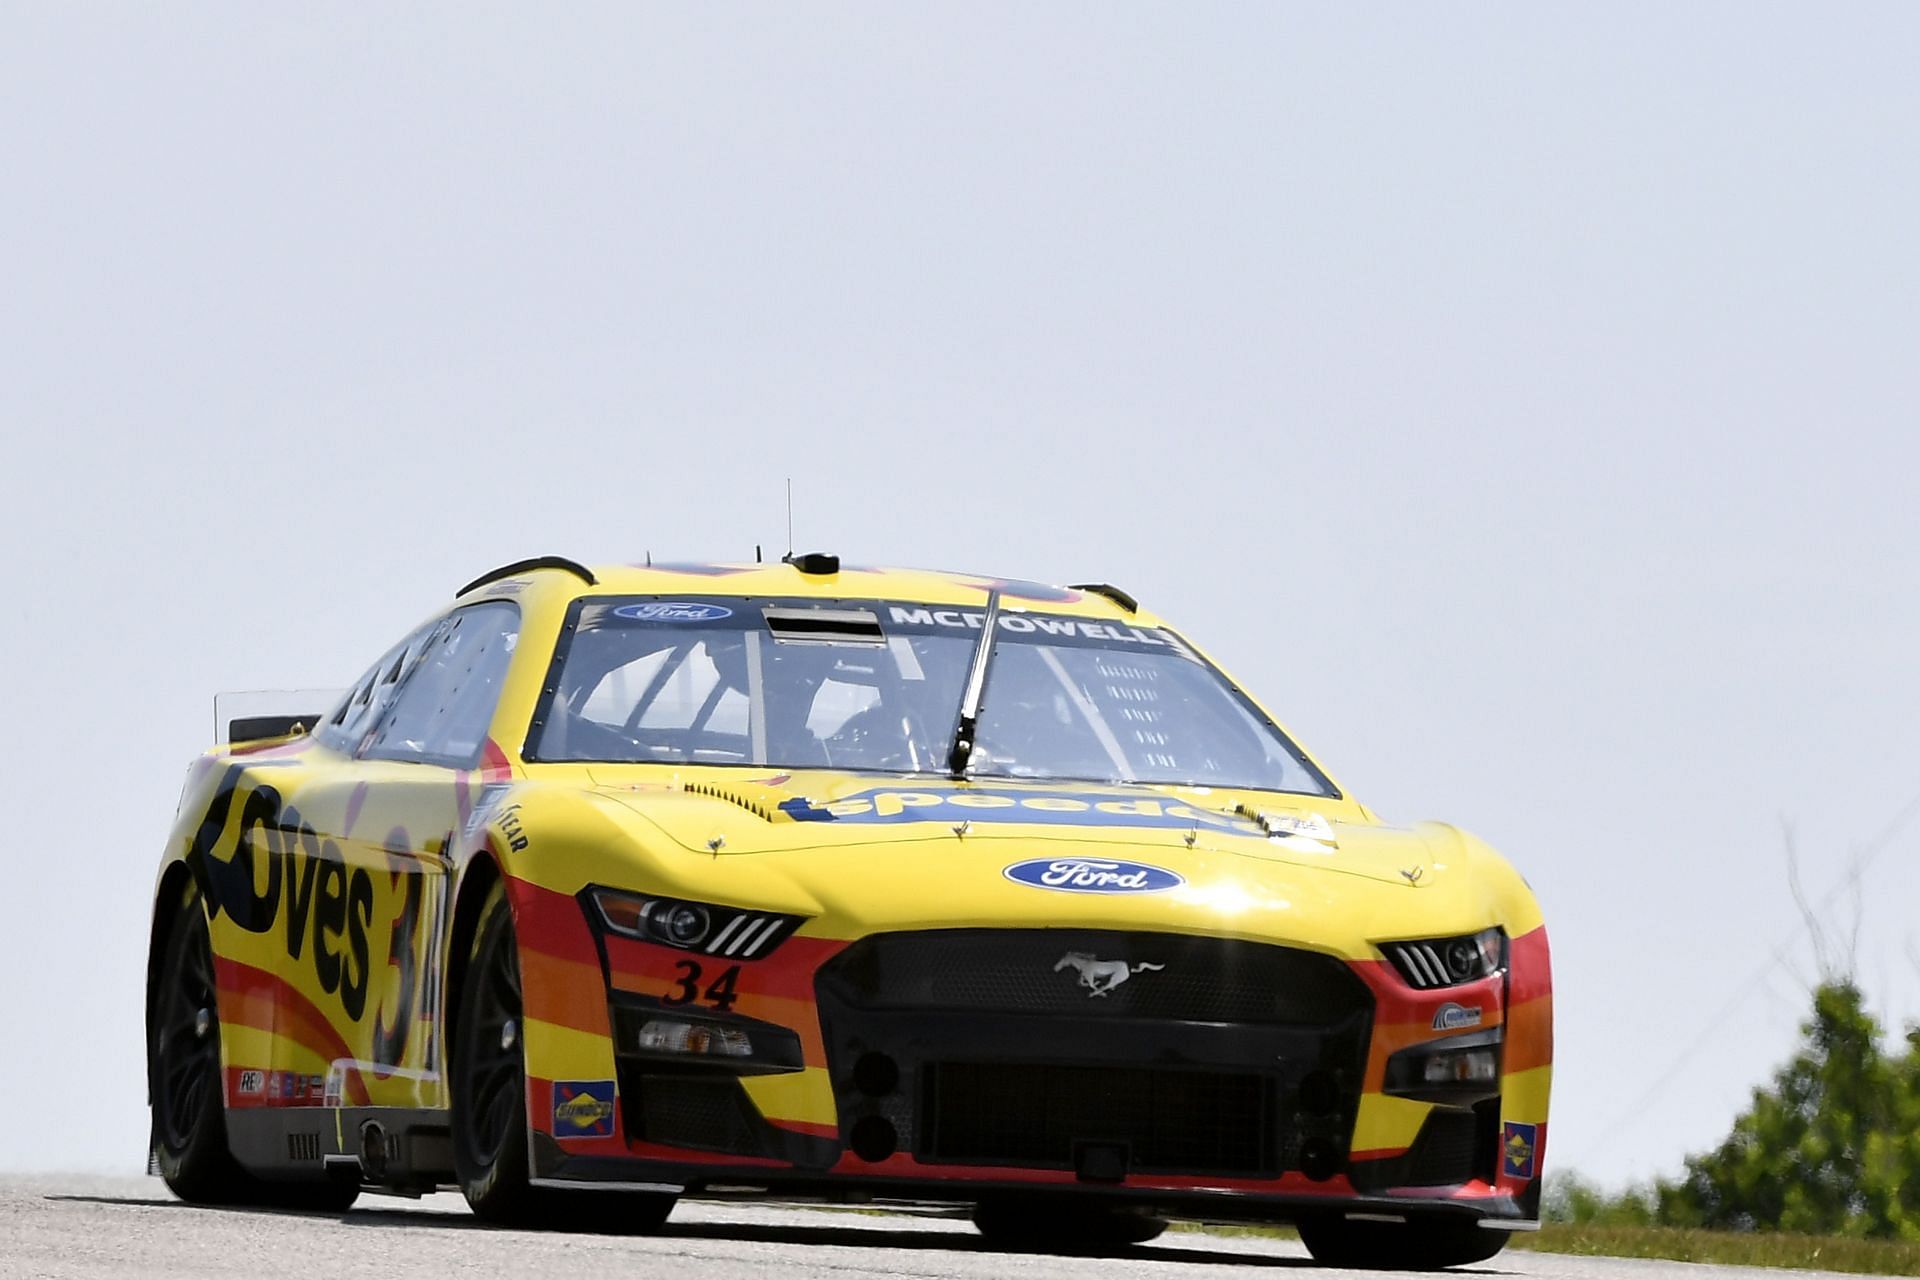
1405, 1108, 1480, 1186
921, 1062, 1275, 1175
821, 930, 1368, 1025
620, 1073, 766, 1156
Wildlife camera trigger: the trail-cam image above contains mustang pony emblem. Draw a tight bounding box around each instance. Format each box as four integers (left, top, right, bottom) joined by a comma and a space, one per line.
1054, 952, 1166, 997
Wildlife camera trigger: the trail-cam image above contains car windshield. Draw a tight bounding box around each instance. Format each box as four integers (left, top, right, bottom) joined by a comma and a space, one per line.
526, 596, 1334, 796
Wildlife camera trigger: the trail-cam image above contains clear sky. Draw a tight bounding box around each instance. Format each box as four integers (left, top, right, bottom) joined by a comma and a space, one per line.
3, 6, 1917, 1188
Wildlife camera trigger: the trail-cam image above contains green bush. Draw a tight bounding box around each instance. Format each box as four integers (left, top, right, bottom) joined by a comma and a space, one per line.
1557, 981, 1920, 1239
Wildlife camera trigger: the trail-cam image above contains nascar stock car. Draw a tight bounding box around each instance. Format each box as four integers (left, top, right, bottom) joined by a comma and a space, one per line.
146, 554, 1551, 1268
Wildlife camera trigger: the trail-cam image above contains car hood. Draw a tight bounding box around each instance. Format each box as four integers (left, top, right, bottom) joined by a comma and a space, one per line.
585, 770, 1457, 896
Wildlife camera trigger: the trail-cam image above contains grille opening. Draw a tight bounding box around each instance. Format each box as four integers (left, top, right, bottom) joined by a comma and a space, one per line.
616, 1070, 768, 1157
822, 929, 1371, 1025
920, 1062, 1276, 1176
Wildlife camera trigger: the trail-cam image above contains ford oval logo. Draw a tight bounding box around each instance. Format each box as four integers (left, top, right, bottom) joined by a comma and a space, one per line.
1003, 858, 1185, 894
613, 602, 733, 622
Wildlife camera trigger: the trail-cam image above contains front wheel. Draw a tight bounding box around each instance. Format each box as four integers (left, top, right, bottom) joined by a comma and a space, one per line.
451, 884, 674, 1232
1296, 1214, 1507, 1270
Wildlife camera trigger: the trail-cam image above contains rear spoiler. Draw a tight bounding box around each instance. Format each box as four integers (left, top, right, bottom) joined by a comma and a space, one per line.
214, 689, 344, 745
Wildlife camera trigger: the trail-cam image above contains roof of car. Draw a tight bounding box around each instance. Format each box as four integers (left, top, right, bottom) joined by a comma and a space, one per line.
460, 557, 1160, 622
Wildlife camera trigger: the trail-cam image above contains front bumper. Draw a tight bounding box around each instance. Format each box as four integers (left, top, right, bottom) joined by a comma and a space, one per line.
509, 884, 1548, 1223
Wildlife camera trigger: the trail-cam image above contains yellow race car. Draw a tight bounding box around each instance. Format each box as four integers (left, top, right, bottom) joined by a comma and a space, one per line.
146, 555, 1551, 1268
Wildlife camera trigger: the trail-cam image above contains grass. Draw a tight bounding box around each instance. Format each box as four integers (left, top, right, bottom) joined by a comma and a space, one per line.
1170, 1219, 1920, 1274
1511, 1224, 1920, 1275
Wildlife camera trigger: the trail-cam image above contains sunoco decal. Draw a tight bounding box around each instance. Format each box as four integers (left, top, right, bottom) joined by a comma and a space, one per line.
1004, 857, 1184, 894
1502, 1121, 1538, 1179
553, 1080, 616, 1137
613, 602, 734, 623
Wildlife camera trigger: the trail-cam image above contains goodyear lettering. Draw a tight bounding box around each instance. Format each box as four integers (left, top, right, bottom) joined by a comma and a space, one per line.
496, 803, 529, 853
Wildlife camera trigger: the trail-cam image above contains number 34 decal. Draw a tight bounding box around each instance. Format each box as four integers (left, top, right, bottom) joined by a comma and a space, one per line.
664, 960, 742, 1012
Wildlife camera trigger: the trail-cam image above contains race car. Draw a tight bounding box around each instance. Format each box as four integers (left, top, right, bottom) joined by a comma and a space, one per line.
146, 555, 1551, 1268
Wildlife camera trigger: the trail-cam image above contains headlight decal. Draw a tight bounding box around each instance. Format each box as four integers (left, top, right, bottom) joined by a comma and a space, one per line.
586, 886, 806, 960
1379, 927, 1506, 990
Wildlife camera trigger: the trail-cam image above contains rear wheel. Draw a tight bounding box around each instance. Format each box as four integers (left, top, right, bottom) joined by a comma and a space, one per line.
150, 883, 251, 1203
149, 882, 359, 1212
452, 884, 674, 1232
972, 1196, 1168, 1251
1296, 1214, 1507, 1270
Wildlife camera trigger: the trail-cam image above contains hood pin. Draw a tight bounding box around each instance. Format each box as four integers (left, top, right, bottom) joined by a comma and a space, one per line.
707, 835, 726, 853
952, 820, 971, 838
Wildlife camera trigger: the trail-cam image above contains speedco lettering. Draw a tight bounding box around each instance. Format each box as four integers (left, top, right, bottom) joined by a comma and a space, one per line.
810, 787, 1267, 835
1004, 858, 1184, 894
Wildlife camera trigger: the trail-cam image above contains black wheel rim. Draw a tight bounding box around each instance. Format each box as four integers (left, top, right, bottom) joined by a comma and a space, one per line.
155, 911, 220, 1151
458, 920, 525, 1170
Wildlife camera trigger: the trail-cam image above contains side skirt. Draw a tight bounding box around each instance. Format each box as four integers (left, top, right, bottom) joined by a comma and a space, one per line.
225, 1107, 452, 1190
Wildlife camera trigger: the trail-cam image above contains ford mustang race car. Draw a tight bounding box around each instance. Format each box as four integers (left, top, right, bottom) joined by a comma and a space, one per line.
147, 555, 1551, 1268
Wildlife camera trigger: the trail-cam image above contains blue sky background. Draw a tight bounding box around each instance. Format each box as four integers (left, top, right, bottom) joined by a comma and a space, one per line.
3, 6, 1917, 1187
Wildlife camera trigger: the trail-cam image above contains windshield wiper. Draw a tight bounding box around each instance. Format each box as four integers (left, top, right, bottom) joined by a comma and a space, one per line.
945, 589, 1002, 779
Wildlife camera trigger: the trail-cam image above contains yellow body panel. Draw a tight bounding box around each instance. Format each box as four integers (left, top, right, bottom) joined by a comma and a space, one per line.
151, 560, 1552, 1217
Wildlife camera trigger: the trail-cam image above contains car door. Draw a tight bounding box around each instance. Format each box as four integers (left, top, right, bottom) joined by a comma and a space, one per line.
283, 602, 522, 1111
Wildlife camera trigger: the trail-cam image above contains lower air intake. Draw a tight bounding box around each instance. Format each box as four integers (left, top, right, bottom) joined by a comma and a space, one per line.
920, 1062, 1275, 1176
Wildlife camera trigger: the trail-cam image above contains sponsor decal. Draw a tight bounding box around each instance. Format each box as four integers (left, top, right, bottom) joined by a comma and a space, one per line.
886, 605, 1178, 649
189, 765, 435, 1065
494, 802, 529, 853
553, 1080, 617, 1137
1055, 952, 1166, 997
237, 1070, 265, 1097
613, 602, 733, 623
279, 1072, 298, 1100
1432, 1002, 1485, 1032
1502, 1121, 1538, 1179
1004, 857, 1185, 894
796, 785, 1267, 835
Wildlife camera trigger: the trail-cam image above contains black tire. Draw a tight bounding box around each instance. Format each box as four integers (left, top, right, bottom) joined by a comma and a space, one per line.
452, 885, 674, 1233
1296, 1214, 1508, 1270
149, 881, 362, 1212
972, 1197, 1168, 1251
150, 882, 253, 1204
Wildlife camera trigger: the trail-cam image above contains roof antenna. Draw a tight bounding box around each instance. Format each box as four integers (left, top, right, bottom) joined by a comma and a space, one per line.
755, 543, 763, 563
785, 477, 794, 559
645, 549, 652, 567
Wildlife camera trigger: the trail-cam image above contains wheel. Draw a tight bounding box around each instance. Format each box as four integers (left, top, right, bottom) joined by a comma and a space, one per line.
972, 1197, 1168, 1251
452, 884, 674, 1233
149, 880, 362, 1212
149, 881, 253, 1203
1296, 1214, 1507, 1270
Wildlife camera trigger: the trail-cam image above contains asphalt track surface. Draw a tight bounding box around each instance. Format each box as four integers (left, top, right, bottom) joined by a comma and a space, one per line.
0, 1176, 1892, 1280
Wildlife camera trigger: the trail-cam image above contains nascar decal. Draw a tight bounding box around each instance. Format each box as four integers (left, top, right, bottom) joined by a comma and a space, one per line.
1005, 857, 1184, 894
779, 785, 1267, 834
553, 1080, 616, 1137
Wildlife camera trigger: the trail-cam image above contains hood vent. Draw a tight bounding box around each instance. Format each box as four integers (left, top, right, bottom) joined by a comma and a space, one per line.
763, 607, 885, 646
